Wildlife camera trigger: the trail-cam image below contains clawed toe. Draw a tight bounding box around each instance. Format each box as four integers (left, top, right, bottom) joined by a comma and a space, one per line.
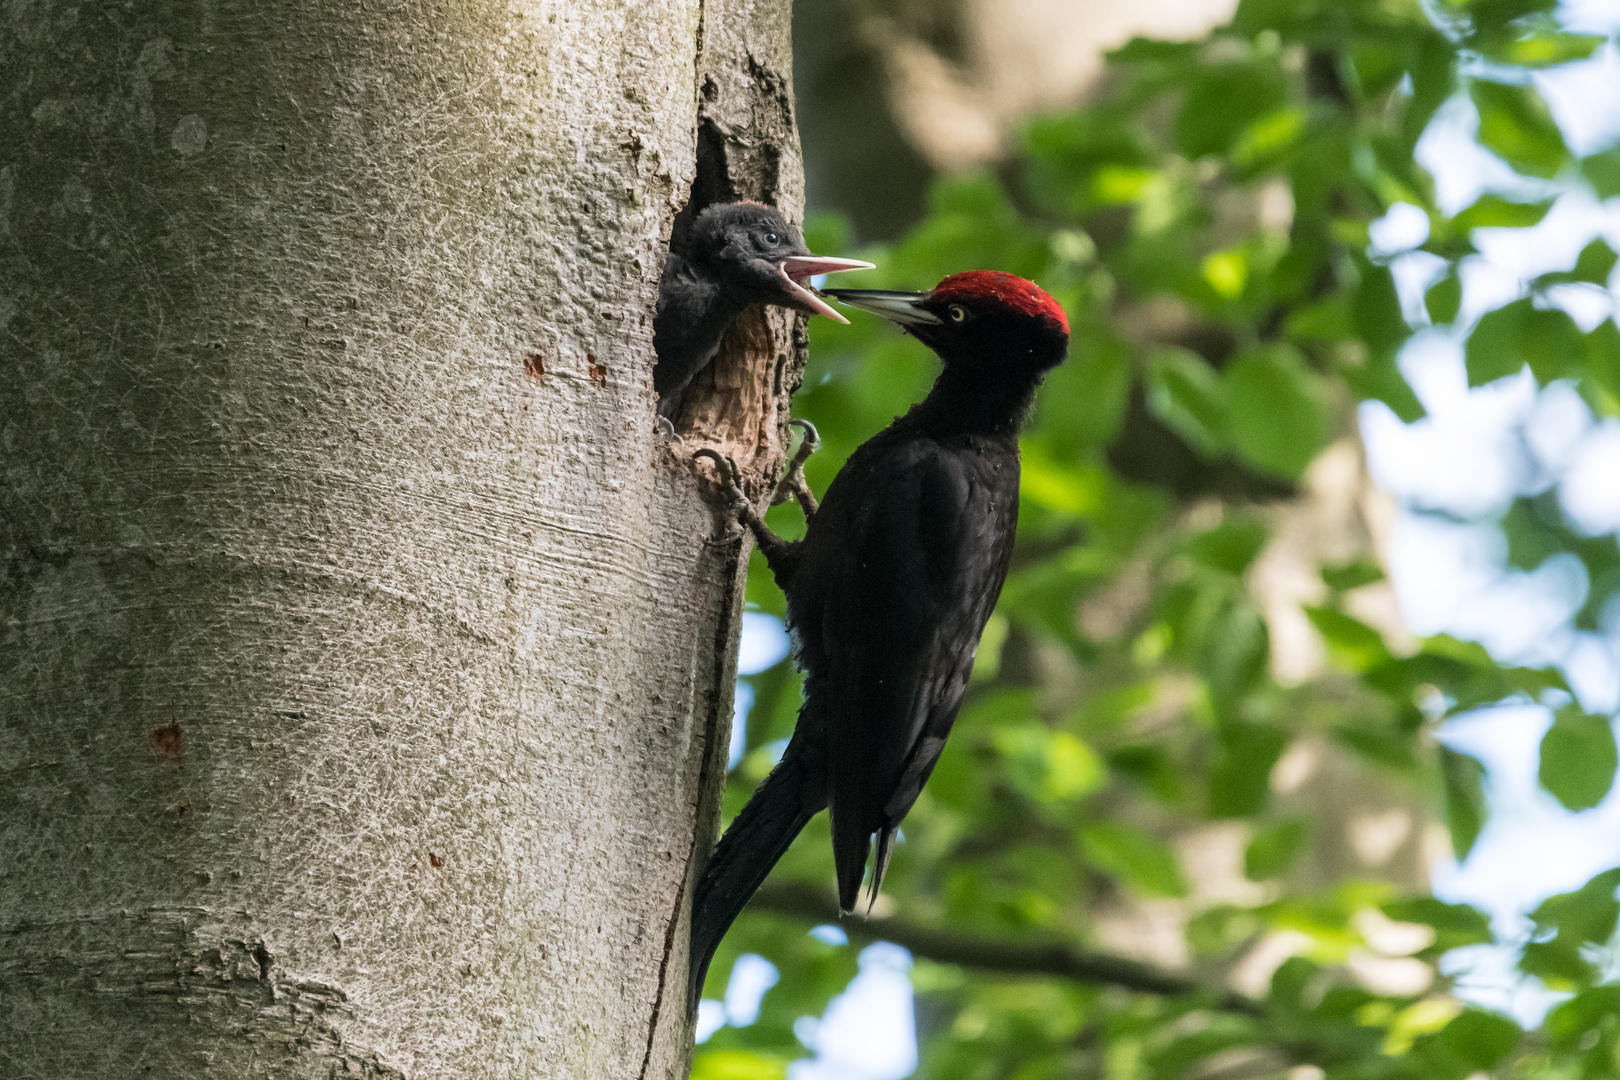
655, 415, 685, 444
693, 447, 749, 514
771, 418, 821, 518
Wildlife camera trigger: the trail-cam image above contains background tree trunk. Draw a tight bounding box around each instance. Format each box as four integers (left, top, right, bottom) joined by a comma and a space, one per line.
0, 0, 800, 1075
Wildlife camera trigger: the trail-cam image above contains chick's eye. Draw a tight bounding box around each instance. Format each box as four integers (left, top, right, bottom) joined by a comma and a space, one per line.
763, 231, 780, 245
948, 304, 968, 323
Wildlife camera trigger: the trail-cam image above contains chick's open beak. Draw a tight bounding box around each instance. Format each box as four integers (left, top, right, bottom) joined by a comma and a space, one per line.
778, 255, 874, 323
819, 289, 944, 327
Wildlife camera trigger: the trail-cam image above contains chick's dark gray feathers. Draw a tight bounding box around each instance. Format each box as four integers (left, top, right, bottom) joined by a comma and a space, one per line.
653, 202, 869, 405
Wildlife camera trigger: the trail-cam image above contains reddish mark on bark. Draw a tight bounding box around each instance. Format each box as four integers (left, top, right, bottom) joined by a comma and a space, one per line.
150, 722, 183, 760
523, 352, 546, 377
429, 852, 443, 869
587, 354, 606, 386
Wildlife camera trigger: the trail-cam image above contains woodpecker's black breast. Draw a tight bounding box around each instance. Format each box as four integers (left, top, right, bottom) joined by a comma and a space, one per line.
786, 420, 1020, 911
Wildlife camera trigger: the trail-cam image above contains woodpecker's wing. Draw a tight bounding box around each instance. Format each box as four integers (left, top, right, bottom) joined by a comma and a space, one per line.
652, 252, 731, 396
812, 436, 1017, 911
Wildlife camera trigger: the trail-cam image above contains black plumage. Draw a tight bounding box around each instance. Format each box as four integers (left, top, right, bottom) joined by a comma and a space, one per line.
689, 271, 1070, 1004
653, 202, 870, 406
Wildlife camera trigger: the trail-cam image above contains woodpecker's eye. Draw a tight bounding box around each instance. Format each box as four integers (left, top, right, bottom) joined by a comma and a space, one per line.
763, 231, 780, 245
948, 304, 968, 323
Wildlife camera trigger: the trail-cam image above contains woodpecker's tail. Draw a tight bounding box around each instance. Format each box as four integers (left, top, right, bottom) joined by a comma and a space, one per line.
831, 819, 895, 915
688, 707, 828, 1013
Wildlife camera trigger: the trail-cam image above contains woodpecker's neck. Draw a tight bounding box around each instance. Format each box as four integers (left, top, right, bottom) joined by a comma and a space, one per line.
914, 359, 1043, 438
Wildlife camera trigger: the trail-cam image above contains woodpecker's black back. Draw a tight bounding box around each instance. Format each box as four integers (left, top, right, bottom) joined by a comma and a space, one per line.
653, 202, 865, 405
689, 271, 1069, 1004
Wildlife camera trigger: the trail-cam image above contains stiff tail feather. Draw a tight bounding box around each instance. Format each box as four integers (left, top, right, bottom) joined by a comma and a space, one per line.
688, 709, 827, 1012
869, 826, 898, 912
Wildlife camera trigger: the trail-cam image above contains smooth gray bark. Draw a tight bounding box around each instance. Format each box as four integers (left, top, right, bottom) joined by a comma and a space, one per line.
0, 0, 802, 1076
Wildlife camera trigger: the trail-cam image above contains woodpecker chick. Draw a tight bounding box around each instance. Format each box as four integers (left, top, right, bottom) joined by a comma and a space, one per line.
689, 271, 1070, 1005
653, 202, 872, 407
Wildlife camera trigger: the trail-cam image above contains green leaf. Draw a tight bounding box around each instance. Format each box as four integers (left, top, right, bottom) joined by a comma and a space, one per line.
1037, 335, 1131, 452
1223, 346, 1329, 479
995, 725, 1108, 804
691, 1050, 789, 1080
1583, 320, 1620, 415
1425, 272, 1462, 325
1268, 956, 1320, 1010
1080, 822, 1188, 897
1321, 558, 1384, 592
1546, 985, 1620, 1051
1501, 495, 1566, 571
1483, 30, 1604, 68
1306, 607, 1393, 672
1529, 868, 1620, 945
1465, 298, 1586, 386
1575, 239, 1619, 285
1245, 817, 1310, 880
1520, 869, 1620, 990
1451, 194, 1556, 231
1231, 106, 1307, 168
1174, 64, 1288, 159
1020, 447, 1107, 517
1520, 938, 1596, 989
1382, 897, 1494, 951
1447, 1009, 1520, 1066
1184, 516, 1269, 576
1469, 80, 1568, 179
1353, 262, 1407, 353
1108, 744, 1186, 804
1536, 238, 1618, 288
1342, 346, 1427, 422
1286, 296, 1353, 342
1584, 146, 1620, 199
1539, 707, 1618, 811
1210, 723, 1287, 818
739, 658, 805, 749
1187, 904, 1261, 957
1440, 747, 1487, 860
959, 688, 1041, 729
1200, 599, 1270, 699
1145, 347, 1231, 456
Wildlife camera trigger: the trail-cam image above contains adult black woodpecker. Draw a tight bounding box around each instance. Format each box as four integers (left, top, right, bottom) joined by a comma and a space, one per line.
653, 201, 872, 410
689, 271, 1070, 1005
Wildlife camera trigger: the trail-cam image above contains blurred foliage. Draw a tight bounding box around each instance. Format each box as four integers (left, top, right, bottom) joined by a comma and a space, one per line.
695, 0, 1620, 1076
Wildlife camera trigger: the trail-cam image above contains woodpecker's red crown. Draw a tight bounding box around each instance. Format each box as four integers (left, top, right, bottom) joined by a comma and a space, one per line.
931, 271, 1068, 335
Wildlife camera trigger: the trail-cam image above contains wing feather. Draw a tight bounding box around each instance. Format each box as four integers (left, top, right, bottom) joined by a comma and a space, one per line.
810, 438, 1015, 909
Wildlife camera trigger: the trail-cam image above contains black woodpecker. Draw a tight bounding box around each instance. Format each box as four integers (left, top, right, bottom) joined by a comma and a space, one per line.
653, 201, 871, 410
689, 271, 1071, 1005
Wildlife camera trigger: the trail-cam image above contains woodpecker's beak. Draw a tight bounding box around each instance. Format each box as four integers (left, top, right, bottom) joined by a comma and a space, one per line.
778, 255, 874, 323
820, 289, 944, 327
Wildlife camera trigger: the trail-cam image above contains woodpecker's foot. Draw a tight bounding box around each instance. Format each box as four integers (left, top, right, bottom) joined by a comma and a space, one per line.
655, 414, 685, 445
692, 449, 750, 543
691, 449, 795, 561
692, 449, 747, 511
771, 418, 821, 519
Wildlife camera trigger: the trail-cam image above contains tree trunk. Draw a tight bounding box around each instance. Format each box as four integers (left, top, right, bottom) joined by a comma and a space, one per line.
0, 0, 801, 1076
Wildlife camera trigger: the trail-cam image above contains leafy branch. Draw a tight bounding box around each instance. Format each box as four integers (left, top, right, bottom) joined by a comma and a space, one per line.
747, 880, 1263, 1015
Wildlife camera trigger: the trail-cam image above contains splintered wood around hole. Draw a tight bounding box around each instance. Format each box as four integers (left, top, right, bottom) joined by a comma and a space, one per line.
672, 305, 789, 486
